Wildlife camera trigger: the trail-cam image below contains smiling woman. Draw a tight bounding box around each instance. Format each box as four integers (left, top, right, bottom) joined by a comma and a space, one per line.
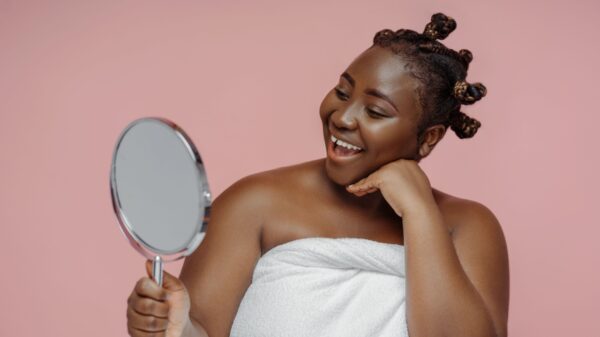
320, 46, 425, 186
126, 12, 509, 337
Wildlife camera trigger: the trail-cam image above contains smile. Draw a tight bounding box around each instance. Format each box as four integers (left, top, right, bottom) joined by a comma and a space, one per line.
330, 135, 363, 151
327, 134, 364, 161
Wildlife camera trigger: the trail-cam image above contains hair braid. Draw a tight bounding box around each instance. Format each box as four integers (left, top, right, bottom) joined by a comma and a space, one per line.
449, 111, 481, 139
371, 12, 487, 140
453, 80, 487, 105
422, 13, 456, 40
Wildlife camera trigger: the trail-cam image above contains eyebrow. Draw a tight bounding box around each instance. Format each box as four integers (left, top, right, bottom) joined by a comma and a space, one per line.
341, 72, 399, 113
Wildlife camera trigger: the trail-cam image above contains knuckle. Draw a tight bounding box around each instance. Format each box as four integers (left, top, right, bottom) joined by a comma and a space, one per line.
161, 302, 170, 316
145, 280, 156, 291
145, 316, 157, 329
140, 279, 152, 293
127, 291, 137, 305
127, 326, 140, 337
159, 289, 167, 300
144, 316, 164, 335
132, 297, 145, 312
146, 316, 165, 330
141, 298, 155, 313
135, 278, 146, 292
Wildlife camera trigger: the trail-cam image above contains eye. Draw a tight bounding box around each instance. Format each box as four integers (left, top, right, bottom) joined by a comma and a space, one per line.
366, 107, 390, 118
366, 108, 387, 118
334, 87, 349, 101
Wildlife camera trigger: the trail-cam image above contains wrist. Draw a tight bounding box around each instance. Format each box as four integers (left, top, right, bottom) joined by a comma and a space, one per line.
401, 197, 439, 219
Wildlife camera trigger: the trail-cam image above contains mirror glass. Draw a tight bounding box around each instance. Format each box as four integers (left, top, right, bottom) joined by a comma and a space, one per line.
110, 117, 211, 285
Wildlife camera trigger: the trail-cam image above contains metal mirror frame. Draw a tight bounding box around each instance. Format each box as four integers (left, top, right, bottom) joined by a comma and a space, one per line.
110, 117, 211, 285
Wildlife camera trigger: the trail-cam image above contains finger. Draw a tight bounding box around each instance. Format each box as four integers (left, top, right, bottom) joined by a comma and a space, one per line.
129, 292, 170, 317
161, 269, 185, 293
127, 306, 169, 332
347, 182, 365, 192
145, 260, 153, 278
135, 277, 168, 301
363, 186, 379, 193
145, 260, 185, 293
128, 326, 165, 337
128, 305, 168, 329
348, 181, 374, 192
353, 187, 378, 196
347, 177, 368, 190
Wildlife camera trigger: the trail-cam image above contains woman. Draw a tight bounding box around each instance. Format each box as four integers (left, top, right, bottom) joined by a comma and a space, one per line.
126, 13, 510, 337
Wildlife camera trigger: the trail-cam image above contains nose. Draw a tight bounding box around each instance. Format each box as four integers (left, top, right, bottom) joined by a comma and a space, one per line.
330, 104, 359, 130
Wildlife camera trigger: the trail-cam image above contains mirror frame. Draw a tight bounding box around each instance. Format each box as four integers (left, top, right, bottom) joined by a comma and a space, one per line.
110, 117, 211, 262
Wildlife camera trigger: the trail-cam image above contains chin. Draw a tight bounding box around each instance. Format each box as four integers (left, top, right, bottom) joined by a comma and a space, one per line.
324, 159, 365, 187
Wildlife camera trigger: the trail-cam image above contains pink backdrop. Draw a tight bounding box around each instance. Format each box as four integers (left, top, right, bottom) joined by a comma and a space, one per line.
1, 0, 598, 336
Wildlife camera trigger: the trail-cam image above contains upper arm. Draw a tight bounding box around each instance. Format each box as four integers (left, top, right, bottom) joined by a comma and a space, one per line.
451, 200, 510, 337
178, 174, 270, 337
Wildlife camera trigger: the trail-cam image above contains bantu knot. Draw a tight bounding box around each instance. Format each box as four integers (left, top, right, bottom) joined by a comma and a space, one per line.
458, 49, 473, 66
449, 111, 481, 139
453, 80, 487, 105
422, 13, 457, 40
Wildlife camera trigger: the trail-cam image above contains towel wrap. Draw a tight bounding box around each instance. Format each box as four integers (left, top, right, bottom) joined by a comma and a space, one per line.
229, 237, 409, 337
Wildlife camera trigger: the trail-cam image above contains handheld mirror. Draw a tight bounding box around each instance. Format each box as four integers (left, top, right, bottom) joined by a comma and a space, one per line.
110, 117, 211, 287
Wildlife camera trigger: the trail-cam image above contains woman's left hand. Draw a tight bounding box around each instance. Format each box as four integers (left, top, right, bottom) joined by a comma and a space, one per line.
346, 158, 435, 216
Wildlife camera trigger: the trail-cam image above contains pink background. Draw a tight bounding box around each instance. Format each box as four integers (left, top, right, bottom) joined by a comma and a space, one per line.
1, 0, 598, 336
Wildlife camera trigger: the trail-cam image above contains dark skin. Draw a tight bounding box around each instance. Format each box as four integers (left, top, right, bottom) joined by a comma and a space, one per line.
126, 46, 510, 337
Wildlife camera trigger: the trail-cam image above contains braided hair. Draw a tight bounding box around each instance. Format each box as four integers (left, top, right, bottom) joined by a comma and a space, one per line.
370, 13, 487, 141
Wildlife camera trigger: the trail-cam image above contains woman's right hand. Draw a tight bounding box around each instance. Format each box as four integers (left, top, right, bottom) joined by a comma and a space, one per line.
127, 260, 192, 337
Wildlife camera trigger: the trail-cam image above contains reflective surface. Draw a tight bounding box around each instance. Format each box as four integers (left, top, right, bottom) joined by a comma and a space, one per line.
110, 117, 211, 267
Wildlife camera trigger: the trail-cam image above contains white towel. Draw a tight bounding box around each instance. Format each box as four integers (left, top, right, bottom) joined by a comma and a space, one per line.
229, 237, 409, 337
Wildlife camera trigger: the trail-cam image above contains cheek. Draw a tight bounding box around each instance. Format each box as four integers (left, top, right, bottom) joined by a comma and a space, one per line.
364, 123, 417, 158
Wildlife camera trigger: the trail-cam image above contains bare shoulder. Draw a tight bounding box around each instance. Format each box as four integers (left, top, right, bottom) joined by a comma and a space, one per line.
433, 188, 509, 262
433, 188, 506, 243
215, 157, 315, 200
232, 158, 322, 197
178, 163, 311, 337
215, 168, 281, 214
211, 158, 321, 228
433, 188, 510, 337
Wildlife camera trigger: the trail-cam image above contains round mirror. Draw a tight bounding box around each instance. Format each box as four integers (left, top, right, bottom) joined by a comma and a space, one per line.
110, 117, 211, 286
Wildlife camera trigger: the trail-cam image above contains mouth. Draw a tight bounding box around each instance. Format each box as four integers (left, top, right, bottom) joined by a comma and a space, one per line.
327, 134, 364, 161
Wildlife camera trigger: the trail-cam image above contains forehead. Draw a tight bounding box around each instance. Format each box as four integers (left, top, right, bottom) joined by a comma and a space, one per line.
344, 46, 421, 114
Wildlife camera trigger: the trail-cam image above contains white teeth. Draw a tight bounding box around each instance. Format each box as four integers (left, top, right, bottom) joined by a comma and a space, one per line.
330, 135, 363, 151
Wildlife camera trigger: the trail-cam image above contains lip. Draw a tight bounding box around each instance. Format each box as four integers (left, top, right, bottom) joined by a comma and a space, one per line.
328, 128, 364, 150
326, 133, 364, 163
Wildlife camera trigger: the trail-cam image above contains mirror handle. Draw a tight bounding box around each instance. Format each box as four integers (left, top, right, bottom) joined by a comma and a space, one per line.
152, 255, 163, 287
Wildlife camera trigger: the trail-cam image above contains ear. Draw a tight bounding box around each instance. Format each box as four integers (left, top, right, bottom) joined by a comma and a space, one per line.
418, 124, 446, 159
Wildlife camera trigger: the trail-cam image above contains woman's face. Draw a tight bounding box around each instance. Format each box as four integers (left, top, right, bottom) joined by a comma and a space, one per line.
319, 46, 424, 186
